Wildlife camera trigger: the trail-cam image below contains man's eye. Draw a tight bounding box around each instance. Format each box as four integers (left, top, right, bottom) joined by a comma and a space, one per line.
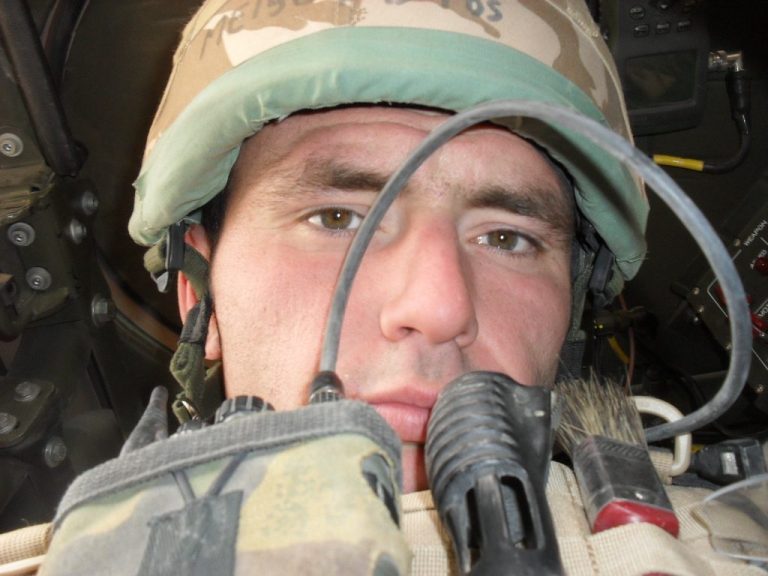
307, 208, 363, 231
475, 229, 536, 254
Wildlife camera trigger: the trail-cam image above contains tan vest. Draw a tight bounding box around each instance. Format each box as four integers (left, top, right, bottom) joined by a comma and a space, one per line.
402, 459, 766, 576
0, 459, 763, 576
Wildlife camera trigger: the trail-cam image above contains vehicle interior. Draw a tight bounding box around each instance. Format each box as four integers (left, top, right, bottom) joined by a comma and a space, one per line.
0, 0, 766, 530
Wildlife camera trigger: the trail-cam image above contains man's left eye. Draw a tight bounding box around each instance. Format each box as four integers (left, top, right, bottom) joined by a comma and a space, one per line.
307, 208, 363, 231
475, 230, 536, 254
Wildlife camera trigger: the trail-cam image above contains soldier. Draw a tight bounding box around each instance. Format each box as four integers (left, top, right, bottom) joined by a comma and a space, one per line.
21, 1, 768, 574
135, 0, 626, 497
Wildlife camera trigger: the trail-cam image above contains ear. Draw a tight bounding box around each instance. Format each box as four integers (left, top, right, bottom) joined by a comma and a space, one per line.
177, 224, 221, 361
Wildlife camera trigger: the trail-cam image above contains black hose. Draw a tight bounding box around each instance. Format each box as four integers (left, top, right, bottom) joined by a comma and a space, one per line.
41, 0, 90, 88
703, 114, 750, 174
0, 0, 83, 176
704, 68, 751, 174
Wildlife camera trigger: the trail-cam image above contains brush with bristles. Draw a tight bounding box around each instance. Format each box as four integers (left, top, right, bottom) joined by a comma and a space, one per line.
555, 376, 679, 537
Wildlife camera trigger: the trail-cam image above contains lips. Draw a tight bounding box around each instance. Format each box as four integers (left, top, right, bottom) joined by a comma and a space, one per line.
368, 401, 431, 443
366, 401, 432, 492
350, 383, 444, 492
358, 382, 439, 442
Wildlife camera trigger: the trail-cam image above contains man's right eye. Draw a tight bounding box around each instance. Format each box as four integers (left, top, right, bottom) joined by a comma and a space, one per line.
307, 208, 363, 231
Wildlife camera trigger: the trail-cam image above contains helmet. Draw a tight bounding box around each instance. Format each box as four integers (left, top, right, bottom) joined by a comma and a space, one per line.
131, 0, 647, 286
129, 0, 649, 419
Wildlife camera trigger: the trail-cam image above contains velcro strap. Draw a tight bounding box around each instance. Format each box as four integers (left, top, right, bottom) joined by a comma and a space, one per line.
170, 292, 214, 422
182, 245, 210, 300
144, 227, 219, 423
179, 292, 212, 346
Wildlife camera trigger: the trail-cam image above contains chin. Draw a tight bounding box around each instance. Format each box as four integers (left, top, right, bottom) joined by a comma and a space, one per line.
401, 443, 429, 493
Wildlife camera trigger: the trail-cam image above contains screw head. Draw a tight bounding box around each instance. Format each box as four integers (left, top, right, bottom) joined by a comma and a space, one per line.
7, 222, 35, 246
26, 267, 52, 291
14, 381, 41, 402
0, 133, 23, 158
43, 437, 67, 468
0, 412, 19, 435
91, 295, 117, 326
26, 266, 52, 292
66, 219, 87, 244
79, 191, 99, 216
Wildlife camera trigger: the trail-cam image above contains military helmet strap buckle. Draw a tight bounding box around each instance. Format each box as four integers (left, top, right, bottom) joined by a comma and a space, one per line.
151, 222, 187, 293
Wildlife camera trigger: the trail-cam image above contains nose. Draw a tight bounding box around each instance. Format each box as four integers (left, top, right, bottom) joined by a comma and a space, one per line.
378, 219, 479, 347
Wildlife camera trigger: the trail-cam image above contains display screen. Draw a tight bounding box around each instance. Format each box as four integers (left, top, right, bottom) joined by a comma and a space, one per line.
624, 50, 698, 110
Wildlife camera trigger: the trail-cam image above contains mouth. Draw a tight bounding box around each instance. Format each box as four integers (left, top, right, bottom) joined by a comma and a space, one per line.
366, 400, 432, 492
367, 401, 430, 444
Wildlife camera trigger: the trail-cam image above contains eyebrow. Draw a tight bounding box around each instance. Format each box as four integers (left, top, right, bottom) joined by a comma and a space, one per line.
467, 185, 574, 240
301, 158, 390, 193
263, 156, 574, 240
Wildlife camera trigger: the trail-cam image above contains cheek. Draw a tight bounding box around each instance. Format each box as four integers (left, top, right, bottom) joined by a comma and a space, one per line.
214, 236, 342, 309
473, 266, 571, 383
210, 239, 345, 404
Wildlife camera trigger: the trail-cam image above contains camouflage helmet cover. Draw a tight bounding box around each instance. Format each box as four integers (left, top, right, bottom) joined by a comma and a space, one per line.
130, 0, 648, 283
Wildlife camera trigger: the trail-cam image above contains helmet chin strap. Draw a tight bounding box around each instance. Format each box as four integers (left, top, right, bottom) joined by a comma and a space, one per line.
557, 218, 618, 383
556, 240, 595, 383
144, 228, 224, 422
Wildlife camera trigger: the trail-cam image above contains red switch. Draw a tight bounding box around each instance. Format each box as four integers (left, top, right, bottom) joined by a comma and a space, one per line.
754, 257, 768, 275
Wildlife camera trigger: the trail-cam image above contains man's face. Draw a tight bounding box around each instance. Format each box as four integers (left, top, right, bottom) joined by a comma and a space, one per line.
186, 107, 573, 492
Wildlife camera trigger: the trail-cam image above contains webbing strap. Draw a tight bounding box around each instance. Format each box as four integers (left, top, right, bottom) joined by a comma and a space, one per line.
144, 233, 223, 422
172, 292, 207, 421
181, 246, 211, 301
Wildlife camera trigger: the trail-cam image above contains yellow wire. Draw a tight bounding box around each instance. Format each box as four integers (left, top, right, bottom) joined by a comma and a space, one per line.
607, 336, 630, 365
653, 154, 705, 172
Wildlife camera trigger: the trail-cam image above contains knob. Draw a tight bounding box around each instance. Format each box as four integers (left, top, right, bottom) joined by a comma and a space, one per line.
214, 395, 273, 424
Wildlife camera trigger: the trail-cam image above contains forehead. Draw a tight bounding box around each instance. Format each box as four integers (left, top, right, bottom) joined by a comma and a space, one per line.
228, 106, 572, 213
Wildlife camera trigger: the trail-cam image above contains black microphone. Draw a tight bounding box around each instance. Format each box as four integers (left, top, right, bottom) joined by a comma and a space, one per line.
425, 371, 564, 576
